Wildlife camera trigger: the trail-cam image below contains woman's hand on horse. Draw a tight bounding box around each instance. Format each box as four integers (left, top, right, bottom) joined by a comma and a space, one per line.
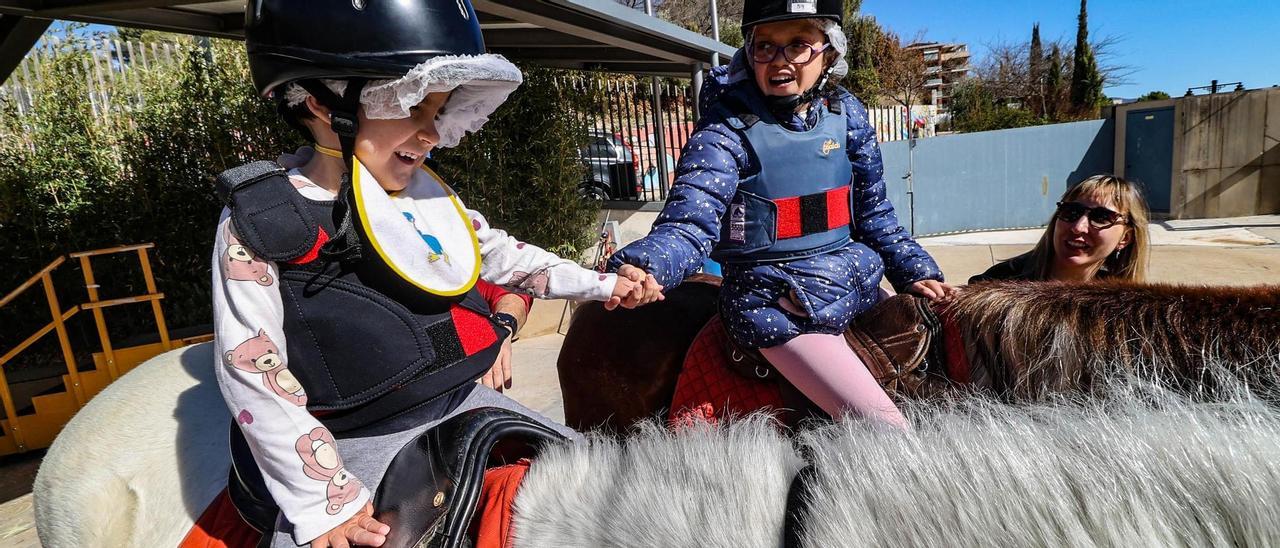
479, 337, 514, 392
310, 502, 389, 548
907, 279, 957, 302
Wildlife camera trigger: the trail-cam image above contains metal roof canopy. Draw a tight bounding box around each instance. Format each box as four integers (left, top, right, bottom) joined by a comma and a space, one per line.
0, 0, 734, 82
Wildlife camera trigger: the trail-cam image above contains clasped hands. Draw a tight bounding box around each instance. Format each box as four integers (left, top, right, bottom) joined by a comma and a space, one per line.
603, 264, 666, 310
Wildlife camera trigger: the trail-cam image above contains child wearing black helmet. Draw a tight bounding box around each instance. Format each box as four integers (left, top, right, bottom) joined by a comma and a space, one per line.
215, 1, 649, 546
610, 0, 953, 429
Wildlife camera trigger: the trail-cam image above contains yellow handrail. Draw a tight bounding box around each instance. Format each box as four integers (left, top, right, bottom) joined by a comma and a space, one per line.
67, 242, 155, 258
0, 256, 64, 309
0, 242, 175, 453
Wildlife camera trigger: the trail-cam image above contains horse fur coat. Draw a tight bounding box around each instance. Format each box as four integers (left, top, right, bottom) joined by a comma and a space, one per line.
511, 386, 1280, 548
34, 342, 1280, 547
32, 343, 228, 548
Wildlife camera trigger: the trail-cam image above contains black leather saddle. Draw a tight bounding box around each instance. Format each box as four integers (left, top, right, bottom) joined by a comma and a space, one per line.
227, 406, 566, 547
374, 407, 566, 548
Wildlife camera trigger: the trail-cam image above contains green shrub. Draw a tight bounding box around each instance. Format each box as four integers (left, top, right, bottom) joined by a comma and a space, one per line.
433, 66, 600, 258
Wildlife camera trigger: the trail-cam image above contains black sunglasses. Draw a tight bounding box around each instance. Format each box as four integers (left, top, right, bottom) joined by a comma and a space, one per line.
1055, 201, 1127, 229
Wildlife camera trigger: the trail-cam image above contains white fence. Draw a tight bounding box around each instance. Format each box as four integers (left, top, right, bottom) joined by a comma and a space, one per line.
1, 37, 190, 120
868, 104, 938, 142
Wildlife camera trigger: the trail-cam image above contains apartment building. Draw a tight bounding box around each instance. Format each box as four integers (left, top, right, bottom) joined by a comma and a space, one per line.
904, 41, 971, 114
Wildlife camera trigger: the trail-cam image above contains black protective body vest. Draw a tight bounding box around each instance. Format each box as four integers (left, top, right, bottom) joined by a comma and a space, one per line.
218, 161, 505, 434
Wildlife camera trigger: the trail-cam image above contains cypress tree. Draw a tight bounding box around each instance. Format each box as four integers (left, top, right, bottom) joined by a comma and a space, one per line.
1030, 23, 1044, 115
1069, 0, 1105, 113
1046, 43, 1064, 120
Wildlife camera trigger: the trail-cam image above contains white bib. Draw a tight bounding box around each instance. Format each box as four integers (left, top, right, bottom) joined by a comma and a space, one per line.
351, 160, 481, 296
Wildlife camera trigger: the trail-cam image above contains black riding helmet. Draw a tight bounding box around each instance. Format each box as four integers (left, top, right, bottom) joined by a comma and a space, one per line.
741, 0, 843, 29
741, 0, 845, 116
244, 0, 499, 261
246, 0, 485, 99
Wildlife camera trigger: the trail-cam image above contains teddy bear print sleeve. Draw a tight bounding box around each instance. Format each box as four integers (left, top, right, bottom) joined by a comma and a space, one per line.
466, 208, 616, 302
211, 210, 371, 544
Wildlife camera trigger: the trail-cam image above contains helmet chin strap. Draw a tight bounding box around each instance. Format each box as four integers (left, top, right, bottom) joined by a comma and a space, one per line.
753, 39, 837, 119
764, 66, 834, 119
298, 79, 368, 262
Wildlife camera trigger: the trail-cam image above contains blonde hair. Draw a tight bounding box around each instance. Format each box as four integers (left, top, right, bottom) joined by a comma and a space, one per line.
1024, 175, 1150, 282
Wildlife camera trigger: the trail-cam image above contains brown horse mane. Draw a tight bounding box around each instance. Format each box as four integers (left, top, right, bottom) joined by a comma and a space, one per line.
950, 281, 1280, 399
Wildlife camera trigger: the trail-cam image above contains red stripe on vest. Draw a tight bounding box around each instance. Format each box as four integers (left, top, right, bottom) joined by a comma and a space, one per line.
451, 305, 498, 356
826, 186, 851, 229
775, 196, 802, 239
774, 187, 852, 240
287, 227, 331, 265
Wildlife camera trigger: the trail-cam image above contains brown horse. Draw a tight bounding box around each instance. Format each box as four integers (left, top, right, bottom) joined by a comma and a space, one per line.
558, 278, 1280, 432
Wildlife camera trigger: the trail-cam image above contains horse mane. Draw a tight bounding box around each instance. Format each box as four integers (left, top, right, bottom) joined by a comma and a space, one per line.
512, 395, 1280, 547
948, 281, 1280, 399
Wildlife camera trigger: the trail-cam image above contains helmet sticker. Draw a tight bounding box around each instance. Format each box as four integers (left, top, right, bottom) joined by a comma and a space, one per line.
789, 2, 817, 14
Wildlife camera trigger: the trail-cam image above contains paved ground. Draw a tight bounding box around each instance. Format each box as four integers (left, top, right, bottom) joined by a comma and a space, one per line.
2, 215, 1277, 546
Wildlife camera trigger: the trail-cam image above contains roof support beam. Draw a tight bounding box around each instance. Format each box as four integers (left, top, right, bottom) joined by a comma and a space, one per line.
494, 46, 659, 63
32, 0, 200, 18
64, 7, 236, 37
473, 0, 687, 64
0, 14, 49, 85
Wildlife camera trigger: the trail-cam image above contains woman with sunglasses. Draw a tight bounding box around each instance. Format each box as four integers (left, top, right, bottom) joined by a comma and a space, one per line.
970, 175, 1151, 283
608, 0, 951, 429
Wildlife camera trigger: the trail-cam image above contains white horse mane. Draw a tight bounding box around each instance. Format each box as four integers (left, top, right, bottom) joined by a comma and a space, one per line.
512, 385, 1280, 547
513, 416, 804, 547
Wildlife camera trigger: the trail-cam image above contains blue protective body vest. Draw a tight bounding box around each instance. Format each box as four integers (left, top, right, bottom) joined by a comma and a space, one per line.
709, 101, 855, 266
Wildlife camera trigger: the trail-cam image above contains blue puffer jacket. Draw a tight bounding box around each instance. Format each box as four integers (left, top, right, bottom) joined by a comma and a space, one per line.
608, 52, 943, 294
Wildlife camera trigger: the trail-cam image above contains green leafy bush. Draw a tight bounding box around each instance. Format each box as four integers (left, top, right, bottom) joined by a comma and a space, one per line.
947, 79, 1048, 133
433, 66, 600, 257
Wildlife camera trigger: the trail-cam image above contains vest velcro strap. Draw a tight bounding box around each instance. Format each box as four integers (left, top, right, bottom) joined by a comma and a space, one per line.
774, 186, 851, 239
216, 161, 322, 263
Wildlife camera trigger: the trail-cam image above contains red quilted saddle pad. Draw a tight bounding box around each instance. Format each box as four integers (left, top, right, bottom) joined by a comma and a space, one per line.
667, 315, 787, 427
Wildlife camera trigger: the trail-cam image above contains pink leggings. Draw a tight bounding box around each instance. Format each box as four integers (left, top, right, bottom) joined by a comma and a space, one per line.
759, 289, 908, 429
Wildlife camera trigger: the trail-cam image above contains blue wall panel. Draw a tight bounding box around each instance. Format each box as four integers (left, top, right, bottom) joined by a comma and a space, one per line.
877, 119, 1115, 236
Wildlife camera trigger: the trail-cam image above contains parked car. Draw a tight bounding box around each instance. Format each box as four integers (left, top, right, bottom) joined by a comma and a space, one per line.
579, 129, 640, 201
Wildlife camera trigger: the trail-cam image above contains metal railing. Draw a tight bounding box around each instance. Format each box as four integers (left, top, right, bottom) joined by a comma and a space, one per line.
564, 74, 932, 203
0, 243, 207, 454
563, 76, 697, 203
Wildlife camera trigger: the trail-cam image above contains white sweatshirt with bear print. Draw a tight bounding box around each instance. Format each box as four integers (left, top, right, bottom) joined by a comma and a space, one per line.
212, 163, 613, 543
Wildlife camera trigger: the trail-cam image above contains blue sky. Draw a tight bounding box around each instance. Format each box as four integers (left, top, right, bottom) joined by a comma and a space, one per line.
860, 0, 1280, 98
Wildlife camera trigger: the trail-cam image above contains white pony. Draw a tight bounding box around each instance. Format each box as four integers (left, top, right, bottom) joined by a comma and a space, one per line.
33, 343, 228, 547
34, 346, 1280, 547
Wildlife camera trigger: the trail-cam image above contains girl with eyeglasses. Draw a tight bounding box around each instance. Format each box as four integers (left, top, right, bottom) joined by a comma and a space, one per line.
970, 175, 1151, 283
608, 0, 951, 430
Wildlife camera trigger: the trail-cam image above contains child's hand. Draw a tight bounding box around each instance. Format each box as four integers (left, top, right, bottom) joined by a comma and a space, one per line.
478, 337, 513, 392
310, 502, 389, 548
906, 279, 956, 302
614, 265, 665, 308
604, 275, 640, 310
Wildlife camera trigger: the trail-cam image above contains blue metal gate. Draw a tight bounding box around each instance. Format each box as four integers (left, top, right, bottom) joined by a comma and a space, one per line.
1123, 107, 1175, 212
